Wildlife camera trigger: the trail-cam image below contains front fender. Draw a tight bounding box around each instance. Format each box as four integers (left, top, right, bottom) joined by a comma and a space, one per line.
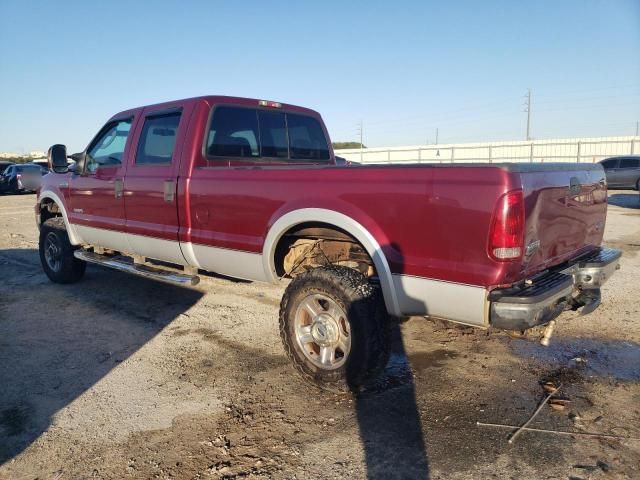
38, 189, 82, 245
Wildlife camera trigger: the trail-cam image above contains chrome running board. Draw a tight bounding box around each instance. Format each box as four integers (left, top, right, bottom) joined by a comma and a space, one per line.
73, 250, 200, 287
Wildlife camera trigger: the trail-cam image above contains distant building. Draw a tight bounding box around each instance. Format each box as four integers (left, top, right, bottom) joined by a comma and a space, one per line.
0, 151, 47, 159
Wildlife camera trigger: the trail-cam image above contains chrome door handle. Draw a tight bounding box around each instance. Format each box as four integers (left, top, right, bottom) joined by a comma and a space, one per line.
114, 178, 124, 198
164, 180, 175, 203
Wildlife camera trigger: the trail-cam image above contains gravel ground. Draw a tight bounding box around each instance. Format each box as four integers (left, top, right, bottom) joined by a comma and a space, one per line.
0, 190, 639, 480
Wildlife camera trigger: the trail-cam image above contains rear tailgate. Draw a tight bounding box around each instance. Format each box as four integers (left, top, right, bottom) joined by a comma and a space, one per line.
517, 163, 607, 279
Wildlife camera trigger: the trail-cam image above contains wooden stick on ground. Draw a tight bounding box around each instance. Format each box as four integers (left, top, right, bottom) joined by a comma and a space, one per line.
508, 384, 562, 444
477, 422, 640, 441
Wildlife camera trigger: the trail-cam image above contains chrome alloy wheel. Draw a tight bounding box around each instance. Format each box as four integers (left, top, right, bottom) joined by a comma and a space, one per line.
294, 293, 351, 370
44, 232, 62, 272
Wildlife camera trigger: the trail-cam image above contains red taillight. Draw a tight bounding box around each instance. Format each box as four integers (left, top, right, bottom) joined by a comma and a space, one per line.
488, 190, 525, 261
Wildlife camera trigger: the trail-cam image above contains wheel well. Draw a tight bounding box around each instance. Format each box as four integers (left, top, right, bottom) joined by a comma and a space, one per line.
273, 222, 375, 278
40, 198, 62, 225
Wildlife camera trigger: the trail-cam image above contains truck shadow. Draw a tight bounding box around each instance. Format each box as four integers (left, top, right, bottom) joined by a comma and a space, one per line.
0, 245, 432, 478
0, 248, 204, 464
350, 322, 430, 479
346, 241, 430, 479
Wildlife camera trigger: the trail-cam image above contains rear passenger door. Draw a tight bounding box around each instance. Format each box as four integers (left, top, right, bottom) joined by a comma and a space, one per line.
123, 105, 191, 264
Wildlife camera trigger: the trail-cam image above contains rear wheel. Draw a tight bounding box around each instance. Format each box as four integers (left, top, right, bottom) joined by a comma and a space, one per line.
279, 265, 390, 392
39, 217, 86, 283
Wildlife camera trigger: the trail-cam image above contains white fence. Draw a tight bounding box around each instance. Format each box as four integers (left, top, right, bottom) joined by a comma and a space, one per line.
334, 136, 640, 164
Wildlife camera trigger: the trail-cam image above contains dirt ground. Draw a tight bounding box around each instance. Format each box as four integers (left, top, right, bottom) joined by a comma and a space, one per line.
0, 190, 639, 480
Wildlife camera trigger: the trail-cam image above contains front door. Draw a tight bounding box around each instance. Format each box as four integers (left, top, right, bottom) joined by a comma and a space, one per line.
68, 117, 135, 251
122, 105, 189, 264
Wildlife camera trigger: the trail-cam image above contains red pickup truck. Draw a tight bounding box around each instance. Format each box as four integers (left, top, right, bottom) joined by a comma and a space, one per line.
38, 95, 621, 390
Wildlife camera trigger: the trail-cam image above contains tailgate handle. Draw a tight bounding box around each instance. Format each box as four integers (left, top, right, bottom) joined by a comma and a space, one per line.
164, 180, 175, 203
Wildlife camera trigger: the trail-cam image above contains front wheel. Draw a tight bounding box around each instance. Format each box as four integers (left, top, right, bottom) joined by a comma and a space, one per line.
279, 266, 390, 392
39, 217, 86, 283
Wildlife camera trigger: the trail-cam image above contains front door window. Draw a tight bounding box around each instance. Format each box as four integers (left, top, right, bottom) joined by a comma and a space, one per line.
86, 120, 132, 173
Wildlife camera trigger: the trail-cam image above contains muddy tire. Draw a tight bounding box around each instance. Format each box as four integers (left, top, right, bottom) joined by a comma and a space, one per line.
39, 217, 86, 284
279, 265, 390, 392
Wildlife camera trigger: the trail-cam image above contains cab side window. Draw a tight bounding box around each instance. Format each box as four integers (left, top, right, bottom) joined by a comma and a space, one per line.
206, 107, 259, 158
203, 105, 330, 165
601, 159, 618, 170
136, 113, 182, 165
86, 119, 132, 173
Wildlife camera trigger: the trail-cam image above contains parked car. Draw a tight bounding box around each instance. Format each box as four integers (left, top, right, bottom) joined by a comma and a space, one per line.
335, 155, 361, 166
0, 163, 43, 194
37, 95, 621, 391
599, 155, 640, 190
0, 161, 14, 174
29, 159, 50, 174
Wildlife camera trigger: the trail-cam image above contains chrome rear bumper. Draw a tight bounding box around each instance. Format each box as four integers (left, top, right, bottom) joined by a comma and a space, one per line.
489, 247, 621, 331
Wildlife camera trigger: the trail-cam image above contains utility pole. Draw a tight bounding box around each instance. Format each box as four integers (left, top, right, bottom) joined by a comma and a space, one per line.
356, 120, 364, 163
435, 128, 439, 145
635, 120, 639, 137
524, 88, 532, 140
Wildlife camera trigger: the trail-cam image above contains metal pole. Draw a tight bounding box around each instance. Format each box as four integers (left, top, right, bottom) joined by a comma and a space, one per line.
525, 89, 532, 141
488, 145, 492, 163
577, 141, 581, 163
435, 128, 439, 145
358, 120, 363, 163
635, 120, 639, 137
529, 142, 534, 162
451, 147, 455, 163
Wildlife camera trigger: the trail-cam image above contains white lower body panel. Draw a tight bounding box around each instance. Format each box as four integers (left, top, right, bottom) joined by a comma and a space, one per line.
73, 225, 487, 326
181, 242, 268, 282
392, 274, 488, 327
75, 225, 267, 283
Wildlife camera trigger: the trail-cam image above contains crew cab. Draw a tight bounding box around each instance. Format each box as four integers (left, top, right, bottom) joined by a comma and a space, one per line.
37, 95, 621, 390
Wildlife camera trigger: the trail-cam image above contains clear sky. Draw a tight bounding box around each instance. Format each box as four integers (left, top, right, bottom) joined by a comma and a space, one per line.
1, 0, 639, 152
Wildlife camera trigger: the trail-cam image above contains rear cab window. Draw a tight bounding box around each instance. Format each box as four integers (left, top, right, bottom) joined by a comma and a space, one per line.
288, 113, 330, 161
203, 104, 330, 166
258, 111, 288, 158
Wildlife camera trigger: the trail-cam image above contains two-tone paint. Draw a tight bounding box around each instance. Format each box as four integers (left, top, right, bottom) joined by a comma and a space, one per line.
37, 95, 609, 326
